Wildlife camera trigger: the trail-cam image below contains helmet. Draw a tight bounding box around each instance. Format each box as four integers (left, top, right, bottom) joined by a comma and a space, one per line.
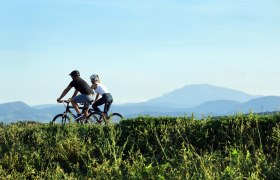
90, 74, 99, 81
69, 70, 80, 77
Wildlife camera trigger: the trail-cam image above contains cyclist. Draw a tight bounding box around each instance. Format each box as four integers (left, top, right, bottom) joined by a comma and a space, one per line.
57, 70, 94, 119
90, 74, 113, 118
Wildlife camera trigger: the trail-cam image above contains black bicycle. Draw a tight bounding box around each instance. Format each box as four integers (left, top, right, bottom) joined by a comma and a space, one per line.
89, 108, 123, 125
51, 100, 124, 125
51, 100, 104, 125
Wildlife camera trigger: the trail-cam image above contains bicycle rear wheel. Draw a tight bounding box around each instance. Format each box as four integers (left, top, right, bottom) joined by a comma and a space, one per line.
108, 113, 123, 124
51, 114, 71, 125
87, 111, 107, 125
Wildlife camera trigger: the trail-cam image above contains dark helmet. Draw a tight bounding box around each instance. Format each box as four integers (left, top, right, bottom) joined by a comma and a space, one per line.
69, 70, 80, 77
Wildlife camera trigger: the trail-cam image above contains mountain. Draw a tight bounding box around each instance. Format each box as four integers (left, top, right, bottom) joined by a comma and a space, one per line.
111, 104, 181, 116
124, 96, 280, 117
143, 84, 260, 108
112, 104, 189, 118
0, 101, 51, 123
192, 100, 242, 115
1, 85, 279, 123
40, 106, 66, 116
0, 101, 32, 114
238, 96, 280, 113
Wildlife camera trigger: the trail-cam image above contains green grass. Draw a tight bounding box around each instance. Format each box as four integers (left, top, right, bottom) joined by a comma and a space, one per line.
0, 114, 280, 179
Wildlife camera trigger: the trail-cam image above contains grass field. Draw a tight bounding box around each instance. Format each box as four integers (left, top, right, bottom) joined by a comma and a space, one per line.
0, 114, 280, 179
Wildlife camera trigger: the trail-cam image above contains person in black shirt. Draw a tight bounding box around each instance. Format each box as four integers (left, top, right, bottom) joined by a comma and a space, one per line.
57, 70, 94, 119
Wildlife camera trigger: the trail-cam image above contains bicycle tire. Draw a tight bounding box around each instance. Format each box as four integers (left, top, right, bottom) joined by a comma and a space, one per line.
51, 114, 71, 125
87, 111, 107, 125
108, 113, 123, 124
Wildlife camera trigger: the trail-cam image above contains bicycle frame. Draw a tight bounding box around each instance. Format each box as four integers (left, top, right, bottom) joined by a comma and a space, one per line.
88, 102, 123, 124
61, 100, 90, 119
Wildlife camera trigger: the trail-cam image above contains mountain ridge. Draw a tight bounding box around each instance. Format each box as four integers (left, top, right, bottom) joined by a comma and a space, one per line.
0, 84, 278, 123
144, 84, 261, 108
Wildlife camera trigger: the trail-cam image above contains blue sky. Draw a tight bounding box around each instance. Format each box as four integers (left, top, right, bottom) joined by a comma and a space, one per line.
0, 0, 280, 105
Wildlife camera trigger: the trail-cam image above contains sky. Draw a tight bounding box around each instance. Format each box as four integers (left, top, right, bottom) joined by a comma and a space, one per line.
0, 0, 280, 106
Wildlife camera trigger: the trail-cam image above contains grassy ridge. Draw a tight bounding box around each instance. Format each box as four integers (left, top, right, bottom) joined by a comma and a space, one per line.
0, 114, 280, 179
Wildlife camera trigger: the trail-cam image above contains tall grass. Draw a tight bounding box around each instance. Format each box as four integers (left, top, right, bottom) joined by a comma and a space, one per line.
0, 114, 280, 179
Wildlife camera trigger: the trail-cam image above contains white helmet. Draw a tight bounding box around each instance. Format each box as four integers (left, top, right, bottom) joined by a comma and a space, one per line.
90, 74, 99, 81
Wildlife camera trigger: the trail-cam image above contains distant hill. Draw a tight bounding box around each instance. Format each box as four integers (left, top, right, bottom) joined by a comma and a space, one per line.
122, 97, 280, 117
143, 84, 260, 108
238, 96, 280, 113
192, 100, 242, 115
0, 101, 51, 123
1, 84, 280, 123
0, 101, 32, 114
111, 104, 181, 117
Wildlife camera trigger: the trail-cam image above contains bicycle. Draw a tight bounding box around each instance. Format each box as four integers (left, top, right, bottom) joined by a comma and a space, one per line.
89, 107, 123, 125
51, 100, 104, 125
51, 100, 124, 125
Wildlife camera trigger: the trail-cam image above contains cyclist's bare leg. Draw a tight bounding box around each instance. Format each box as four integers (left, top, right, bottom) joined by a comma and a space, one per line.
70, 99, 81, 115
84, 110, 89, 117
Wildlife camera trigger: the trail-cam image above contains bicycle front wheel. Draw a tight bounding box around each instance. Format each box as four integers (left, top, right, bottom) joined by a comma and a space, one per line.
87, 112, 107, 125
51, 114, 71, 125
108, 113, 123, 124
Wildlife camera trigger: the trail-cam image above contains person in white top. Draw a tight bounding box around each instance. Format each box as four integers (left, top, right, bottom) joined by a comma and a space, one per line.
90, 74, 113, 117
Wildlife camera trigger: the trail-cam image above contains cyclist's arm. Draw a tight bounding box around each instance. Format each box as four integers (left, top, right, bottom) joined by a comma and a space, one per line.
91, 84, 99, 101
57, 85, 72, 101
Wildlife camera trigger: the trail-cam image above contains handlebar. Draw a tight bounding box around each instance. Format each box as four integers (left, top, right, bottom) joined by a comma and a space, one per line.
57, 100, 70, 103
